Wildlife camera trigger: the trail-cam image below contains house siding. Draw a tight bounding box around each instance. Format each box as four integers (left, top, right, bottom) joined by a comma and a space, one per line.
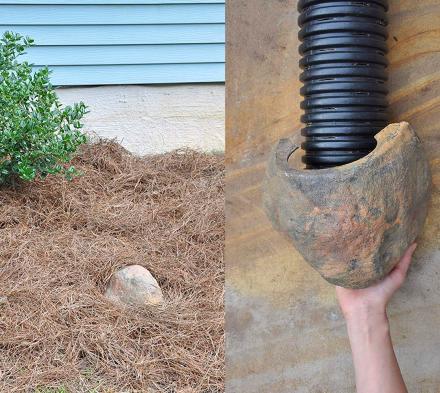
0, 0, 225, 85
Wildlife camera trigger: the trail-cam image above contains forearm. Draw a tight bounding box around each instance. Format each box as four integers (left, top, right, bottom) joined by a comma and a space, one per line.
346, 310, 407, 393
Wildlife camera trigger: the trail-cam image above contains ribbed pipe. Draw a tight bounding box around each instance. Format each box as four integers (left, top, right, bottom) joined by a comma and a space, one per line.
298, 0, 389, 169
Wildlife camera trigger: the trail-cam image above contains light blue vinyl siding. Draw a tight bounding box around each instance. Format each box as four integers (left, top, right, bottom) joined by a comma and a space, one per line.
0, 0, 225, 86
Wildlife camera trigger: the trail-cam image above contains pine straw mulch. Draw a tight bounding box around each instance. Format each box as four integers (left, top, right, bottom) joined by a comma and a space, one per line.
0, 141, 224, 393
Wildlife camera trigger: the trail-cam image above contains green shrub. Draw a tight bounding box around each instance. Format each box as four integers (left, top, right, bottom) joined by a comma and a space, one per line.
0, 31, 87, 185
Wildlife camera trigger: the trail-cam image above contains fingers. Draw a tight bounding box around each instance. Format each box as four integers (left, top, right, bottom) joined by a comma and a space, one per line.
397, 242, 417, 275
388, 242, 417, 286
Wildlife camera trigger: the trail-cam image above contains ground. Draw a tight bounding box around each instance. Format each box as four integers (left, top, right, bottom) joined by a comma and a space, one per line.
0, 142, 224, 393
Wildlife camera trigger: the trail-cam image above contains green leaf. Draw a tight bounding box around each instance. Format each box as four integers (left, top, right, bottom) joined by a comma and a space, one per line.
0, 31, 87, 185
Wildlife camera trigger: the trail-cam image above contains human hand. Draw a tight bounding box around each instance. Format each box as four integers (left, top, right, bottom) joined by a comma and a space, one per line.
337, 244, 417, 393
336, 243, 418, 321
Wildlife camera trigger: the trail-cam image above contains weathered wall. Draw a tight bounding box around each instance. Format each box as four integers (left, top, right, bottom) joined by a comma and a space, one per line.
58, 84, 225, 155
226, 1, 440, 392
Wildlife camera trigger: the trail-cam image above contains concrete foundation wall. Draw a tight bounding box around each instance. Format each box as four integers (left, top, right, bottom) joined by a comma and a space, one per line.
226, 1, 440, 392
57, 84, 225, 155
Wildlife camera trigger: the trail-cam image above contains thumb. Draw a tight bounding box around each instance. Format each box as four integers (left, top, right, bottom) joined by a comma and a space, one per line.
387, 242, 417, 288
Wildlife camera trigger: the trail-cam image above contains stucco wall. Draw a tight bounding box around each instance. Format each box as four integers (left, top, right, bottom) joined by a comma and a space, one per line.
226, 1, 440, 392
57, 84, 225, 155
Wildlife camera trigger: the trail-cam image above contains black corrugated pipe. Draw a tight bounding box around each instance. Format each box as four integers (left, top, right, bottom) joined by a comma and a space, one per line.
298, 0, 390, 169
